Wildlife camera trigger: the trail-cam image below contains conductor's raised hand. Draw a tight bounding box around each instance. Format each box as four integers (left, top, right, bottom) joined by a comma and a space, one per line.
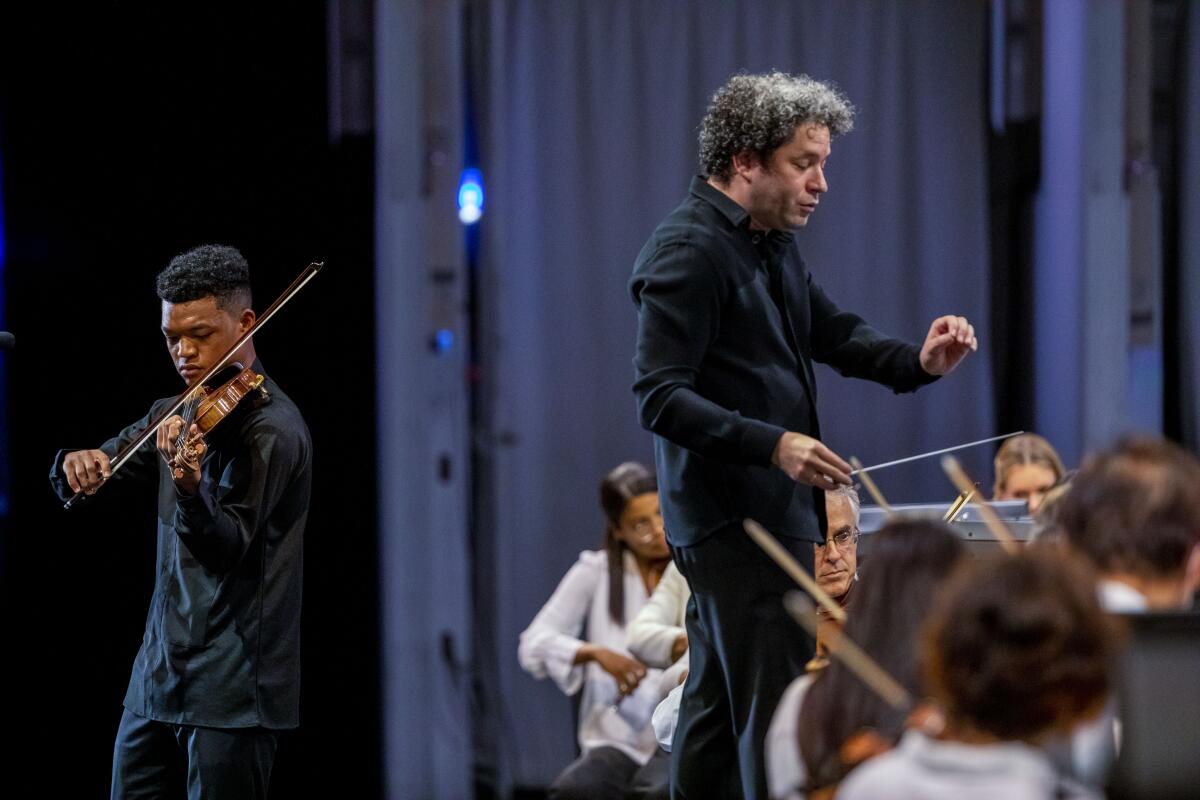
62, 449, 112, 495
772, 432, 853, 490
919, 315, 978, 376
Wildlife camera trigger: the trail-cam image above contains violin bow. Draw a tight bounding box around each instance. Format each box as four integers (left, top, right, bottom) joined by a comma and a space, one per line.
849, 456, 891, 512
783, 591, 912, 711
64, 261, 324, 509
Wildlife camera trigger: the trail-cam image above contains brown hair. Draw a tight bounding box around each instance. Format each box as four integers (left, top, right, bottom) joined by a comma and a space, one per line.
599, 462, 658, 624
993, 433, 1066, 497
1056, 435, 1200, 581
923, 549, 1120, 742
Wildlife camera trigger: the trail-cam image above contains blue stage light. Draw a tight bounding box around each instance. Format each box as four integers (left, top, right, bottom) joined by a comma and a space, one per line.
434, 328, 455, 353
457, 168, 483, 225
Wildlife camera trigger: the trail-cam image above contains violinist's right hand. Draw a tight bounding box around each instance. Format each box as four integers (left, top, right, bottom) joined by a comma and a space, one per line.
62, 449, 112, 495
576, 644, 648, 696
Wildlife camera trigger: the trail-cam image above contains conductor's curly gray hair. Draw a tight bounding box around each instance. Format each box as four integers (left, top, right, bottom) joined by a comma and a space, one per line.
698, 71, 856, 182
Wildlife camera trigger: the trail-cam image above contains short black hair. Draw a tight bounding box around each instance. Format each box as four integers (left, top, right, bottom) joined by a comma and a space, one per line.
155, 244, 253, 312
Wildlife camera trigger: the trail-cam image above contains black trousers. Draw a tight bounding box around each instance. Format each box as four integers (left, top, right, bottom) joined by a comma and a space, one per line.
548, 745, 670, 800
669, 526, 815, 800
111, 707, 279, 800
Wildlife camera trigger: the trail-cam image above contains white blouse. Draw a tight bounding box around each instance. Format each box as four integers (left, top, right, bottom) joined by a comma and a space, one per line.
627, 561, 690, 668
518, 549, 664, 765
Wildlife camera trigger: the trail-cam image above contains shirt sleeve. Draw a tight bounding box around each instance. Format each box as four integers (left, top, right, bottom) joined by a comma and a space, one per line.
631, 242, 787, 466
518, 553, 602, 696
807, 275, 939, 394
171, 418, 308, 574
627, 563, 689, 667
48, 405, 165, 503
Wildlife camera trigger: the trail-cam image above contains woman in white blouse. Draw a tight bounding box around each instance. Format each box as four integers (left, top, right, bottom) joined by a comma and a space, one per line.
519, 462, 673, 800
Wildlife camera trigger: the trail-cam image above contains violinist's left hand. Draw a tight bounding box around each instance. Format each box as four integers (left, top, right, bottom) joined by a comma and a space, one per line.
157, 416, 203, 495
919, 315, 977, 376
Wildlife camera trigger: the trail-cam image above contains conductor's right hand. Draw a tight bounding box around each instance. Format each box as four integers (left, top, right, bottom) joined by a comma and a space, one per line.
772, 432, 852, 490
62, 449, 112, 495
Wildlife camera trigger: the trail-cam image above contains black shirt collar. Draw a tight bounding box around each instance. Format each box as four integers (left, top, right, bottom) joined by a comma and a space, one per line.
689, 175, 795, 246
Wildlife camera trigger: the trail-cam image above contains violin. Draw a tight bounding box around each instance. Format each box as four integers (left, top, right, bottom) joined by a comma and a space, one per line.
64, 261, 323, 508
168, 364, 267, 479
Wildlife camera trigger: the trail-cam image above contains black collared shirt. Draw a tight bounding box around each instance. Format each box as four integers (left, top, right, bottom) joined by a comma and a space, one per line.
50, 362, 311, 729
630, 177, 935, 545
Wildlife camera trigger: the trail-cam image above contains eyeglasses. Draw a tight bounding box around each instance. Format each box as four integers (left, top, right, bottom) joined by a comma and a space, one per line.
632, 519, 661, 536
821, 528, 860, 550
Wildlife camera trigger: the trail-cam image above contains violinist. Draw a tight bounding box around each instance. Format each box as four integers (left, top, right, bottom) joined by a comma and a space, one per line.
836, 549, 1119, 800
49, 245, 312, 800
992, 433, 1066, 516
766, 520, 965, 800
805, 485, 860, 672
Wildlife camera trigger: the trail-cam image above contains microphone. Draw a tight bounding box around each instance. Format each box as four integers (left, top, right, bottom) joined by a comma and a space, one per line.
0, 331, 13, 351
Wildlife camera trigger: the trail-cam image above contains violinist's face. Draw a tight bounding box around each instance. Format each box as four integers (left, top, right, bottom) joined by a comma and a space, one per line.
996, 464, 1058, 516
814, 492, 858, 600
615, 492, 669, 562
162, 296, 255, 387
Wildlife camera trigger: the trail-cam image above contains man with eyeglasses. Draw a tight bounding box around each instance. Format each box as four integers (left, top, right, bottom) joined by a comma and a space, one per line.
808, 486, 860, 672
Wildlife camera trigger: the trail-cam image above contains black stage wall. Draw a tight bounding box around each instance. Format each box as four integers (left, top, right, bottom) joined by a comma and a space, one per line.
0, 5, 380, 797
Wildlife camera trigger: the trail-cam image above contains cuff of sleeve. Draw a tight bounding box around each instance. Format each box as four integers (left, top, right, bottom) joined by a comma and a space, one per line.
546, 640, 586, 695
899, 348, 941, 394
742, 419, 789, 467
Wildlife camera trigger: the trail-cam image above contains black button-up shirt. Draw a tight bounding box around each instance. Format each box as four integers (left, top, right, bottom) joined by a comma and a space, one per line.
51, 362, 311, 729
630, 177, 935, 546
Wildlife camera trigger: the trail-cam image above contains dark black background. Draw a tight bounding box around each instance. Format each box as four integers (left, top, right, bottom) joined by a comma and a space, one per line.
0, 4, 381, 797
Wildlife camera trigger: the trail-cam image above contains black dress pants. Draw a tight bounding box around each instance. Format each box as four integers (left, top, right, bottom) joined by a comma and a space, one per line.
111, 707, 279, 800
548, 745, 670, 800
668, 525, 815, 800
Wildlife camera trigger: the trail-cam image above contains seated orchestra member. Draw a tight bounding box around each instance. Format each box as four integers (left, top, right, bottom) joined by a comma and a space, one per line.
651, 487, 861, 756
1057, 435, 1200, 613
992, 432, 1066, 516
518, 462, 672, 800
765, 519, 965, 800
627, 560, 690, 675
626, 560, 691, 799
805, 486, 861, 672
836, 549, 1120, 800
1052, 436, 1200, 785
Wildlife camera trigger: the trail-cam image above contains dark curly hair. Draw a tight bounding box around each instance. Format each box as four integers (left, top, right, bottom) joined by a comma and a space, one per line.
155, 244, 253, 312
923, 549, 1120, 742
698, 71, 855, 182
1056, 435, 1200, 581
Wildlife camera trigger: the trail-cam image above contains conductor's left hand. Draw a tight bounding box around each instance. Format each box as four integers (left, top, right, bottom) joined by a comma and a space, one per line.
919, 315, 977, 376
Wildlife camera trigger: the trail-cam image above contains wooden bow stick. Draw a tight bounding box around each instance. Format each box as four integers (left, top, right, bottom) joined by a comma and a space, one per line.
849, 456, 891, 512
783, 592, 912, 711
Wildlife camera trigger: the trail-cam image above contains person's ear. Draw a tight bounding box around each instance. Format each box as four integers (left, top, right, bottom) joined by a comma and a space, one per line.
730, 150, 760, 179
239, 308, 257, 334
